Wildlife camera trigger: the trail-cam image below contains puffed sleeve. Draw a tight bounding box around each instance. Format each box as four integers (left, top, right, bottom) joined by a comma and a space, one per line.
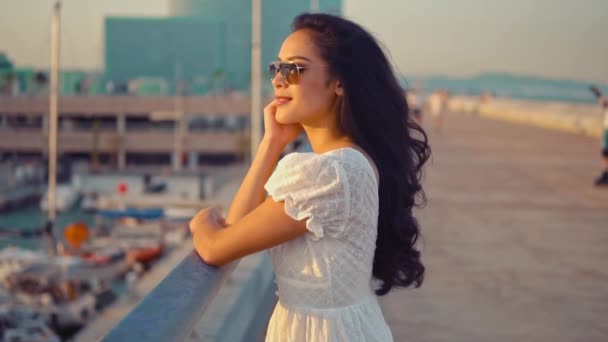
264, 153, 351, 240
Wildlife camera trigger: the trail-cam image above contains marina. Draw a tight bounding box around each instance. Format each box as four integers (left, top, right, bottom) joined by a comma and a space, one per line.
0, 163, 240, 340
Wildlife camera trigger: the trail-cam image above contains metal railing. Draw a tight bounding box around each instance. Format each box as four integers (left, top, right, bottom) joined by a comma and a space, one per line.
102, 251, 276, 342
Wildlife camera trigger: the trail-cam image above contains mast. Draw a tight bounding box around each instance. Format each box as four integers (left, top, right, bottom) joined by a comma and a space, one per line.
46, 0, 61, 256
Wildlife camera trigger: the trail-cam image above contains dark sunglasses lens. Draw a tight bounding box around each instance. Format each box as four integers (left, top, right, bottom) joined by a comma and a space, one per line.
283, 65, 299, 84
268, 63, 278, 79
269, 63, 299, 84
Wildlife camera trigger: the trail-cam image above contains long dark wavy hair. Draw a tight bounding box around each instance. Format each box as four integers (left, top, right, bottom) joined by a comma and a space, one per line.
292, 13, 431, 295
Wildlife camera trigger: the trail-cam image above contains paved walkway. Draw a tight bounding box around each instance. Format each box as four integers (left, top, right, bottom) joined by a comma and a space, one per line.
379, 112, 608, 341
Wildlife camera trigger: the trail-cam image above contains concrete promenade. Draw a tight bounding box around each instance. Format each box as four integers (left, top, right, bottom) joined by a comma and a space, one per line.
379, 112, 608, 341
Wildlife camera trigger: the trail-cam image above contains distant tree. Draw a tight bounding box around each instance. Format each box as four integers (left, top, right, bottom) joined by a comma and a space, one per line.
1, 72, 14, 95
34, 71, 48, 94
0, 53, 14, 70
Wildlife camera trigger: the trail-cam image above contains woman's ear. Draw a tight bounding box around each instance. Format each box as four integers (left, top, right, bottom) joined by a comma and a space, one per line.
335, 80, 344, 96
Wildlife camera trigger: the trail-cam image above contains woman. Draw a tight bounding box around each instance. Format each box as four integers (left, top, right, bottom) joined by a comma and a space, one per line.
189, 13, 430, 341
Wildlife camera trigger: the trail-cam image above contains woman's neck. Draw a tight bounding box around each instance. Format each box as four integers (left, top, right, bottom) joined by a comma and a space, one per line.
304, 127, 354, 154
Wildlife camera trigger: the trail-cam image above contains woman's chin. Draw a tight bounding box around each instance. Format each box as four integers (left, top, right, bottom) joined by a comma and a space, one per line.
275, 109, 296, 124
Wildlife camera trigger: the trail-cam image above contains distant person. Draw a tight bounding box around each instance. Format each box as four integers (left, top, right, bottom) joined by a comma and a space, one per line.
475, 90, 494, 115
427, 89, 447, 132
480, 90, 495, 104
590, 85, 608, 186
407, 88, 423, 125
188, 13, 430, 341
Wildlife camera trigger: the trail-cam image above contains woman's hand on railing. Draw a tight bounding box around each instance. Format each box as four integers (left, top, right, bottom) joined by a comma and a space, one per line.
190, 207, 227, 263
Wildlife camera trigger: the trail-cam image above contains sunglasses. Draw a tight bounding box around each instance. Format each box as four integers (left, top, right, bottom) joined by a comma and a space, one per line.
268, 61, 328, 85
268, 61, 309, 84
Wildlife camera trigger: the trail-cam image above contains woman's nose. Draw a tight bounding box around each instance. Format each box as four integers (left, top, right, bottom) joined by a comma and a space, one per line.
271, 73, 287, 89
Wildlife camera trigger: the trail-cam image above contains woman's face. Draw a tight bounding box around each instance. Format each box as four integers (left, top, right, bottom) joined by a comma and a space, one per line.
272, 29, 341, 126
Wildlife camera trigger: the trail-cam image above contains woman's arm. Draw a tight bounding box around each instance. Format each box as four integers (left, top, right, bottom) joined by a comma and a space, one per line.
224, 138, 284, 225
224, 100, 302, 225
191, 199, 308, 267
190, 101, 305, 265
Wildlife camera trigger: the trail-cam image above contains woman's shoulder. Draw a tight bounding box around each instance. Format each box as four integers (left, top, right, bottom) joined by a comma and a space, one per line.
322, 148, 379, 184
266, 150, 350, 203
279, 147, 377, 180
271, 151, 349, 188
279, 151, 339, 170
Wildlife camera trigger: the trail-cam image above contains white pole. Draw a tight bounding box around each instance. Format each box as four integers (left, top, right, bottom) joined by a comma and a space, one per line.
311, 0, 319, 12
173, 61, 184, 172
46, 0, 60, 256
250, 0, 262, 162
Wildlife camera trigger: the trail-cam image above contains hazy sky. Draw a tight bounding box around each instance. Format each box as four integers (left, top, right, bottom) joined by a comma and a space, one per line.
1, 0, 606, 83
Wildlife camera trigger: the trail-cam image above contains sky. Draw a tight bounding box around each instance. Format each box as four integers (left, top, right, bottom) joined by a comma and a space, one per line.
0, 0, 607, 84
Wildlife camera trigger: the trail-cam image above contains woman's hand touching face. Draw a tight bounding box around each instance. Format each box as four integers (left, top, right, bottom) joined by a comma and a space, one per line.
262, 99, 303, 148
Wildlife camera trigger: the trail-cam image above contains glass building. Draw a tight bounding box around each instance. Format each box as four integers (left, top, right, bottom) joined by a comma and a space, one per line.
104, 0, 342, 94
105, 17, 225, 95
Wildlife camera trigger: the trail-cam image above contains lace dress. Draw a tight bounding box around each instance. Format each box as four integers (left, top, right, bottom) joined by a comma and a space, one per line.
263, 147, 393, 342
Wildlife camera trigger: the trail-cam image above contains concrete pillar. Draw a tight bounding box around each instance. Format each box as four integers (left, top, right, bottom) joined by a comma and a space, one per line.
42, 113, 49, 133
203, 176, 214, 200
172, 112, 187, 172
42, 113, 49, 157
171, 151, 180, 172
117, 113, 126, 170
188, 151, 198, 171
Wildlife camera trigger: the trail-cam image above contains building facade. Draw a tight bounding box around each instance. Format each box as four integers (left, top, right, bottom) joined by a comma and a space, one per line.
105, 0, 342, 94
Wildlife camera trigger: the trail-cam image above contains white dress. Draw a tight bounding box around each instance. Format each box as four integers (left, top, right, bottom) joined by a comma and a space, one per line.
263, 147, 393, 342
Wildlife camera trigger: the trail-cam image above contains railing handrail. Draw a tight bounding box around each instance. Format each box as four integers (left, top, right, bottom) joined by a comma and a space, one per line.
102, 251, 236, 342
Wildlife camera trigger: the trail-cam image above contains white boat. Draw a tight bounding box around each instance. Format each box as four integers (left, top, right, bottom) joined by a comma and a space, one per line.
40, 184, 80, 212
79, 192, 98, 212
94, 193, 207, 211
0, 247, 47, 280
0, 306, 61, 342
163, 206, 198, 220
161, 220, 189, 246
111, 222, 164, 266
3, 257, 119, 332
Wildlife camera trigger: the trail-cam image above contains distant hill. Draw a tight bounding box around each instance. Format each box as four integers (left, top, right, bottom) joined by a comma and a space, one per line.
401, 73, 608, 104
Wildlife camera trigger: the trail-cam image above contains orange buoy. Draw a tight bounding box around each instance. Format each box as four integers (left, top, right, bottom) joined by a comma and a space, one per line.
64, 222, 89, 249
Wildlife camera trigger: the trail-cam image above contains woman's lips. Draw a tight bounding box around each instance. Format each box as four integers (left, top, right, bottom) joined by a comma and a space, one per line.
275, 97, 292, 106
